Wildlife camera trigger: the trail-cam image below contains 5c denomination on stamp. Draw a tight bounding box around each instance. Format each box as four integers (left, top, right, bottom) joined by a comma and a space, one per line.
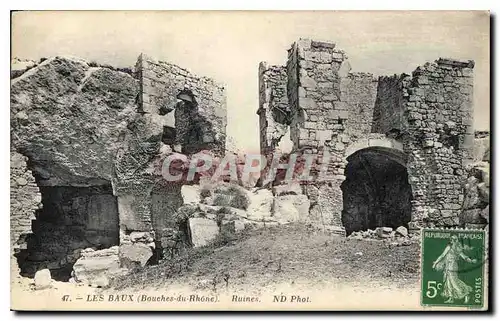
420, 228, 486, 308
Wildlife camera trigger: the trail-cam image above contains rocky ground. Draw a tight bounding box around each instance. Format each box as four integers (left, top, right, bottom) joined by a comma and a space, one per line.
113, 223, 420, 291
11, 223, 422, 310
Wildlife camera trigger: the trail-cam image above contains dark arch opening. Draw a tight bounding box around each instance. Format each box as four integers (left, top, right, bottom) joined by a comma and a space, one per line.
341, 147, 412, 235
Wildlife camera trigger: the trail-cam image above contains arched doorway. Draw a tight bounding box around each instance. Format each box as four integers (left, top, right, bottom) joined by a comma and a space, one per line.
340, 146, 412, 235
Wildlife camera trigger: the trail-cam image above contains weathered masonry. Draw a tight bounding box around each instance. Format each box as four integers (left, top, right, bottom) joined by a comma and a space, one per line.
258, 39, 476, 234
10, 38, 484, 285
10, 54, 227, 281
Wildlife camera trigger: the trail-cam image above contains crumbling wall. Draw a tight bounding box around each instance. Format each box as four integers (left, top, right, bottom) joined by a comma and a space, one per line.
135, 54, 227, 155
372, 75, 407, 135
343, 72, 378, 140
276, 39, 476, 233
401, 58, 475, 228
258, 63, 289, 155
10, 151, 41, 272
11, 53, 227, 282
10, 56, 141, 279
286, 39, 349, 233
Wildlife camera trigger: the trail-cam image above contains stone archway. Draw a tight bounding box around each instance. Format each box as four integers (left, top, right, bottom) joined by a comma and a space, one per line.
340, 136, 412, 235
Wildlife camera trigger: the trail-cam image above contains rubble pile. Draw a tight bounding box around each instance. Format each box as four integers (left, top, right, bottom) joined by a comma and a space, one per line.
347, 226, 418, 246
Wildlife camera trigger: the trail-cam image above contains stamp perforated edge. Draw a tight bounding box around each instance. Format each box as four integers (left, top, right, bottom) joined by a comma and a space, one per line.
419, 227, 489, 310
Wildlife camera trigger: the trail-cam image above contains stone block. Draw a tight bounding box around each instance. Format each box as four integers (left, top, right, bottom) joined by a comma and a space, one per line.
334, 101, 348, 110
300, 75, 317, 89
273, 194, 311, 223
334, 142, 345, 151
188, 218, 219, 247
329, 110, 348, 120
246, 188, 274, 220
304, 122, 316, 129
332, 52, 344, 61
181, 185, 201, 204
73, 246, 126, 287
376, 227, 393, 238
316, 130, 333, 143
34, 269, 52, 290
119, 243, 153, 268
441, 210, 453, 218
300, 97, 317, 110
311, 40, 335, 49
395, 226, 408, 237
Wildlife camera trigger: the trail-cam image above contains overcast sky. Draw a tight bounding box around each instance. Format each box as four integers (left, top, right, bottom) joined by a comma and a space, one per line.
12, 11, 490, 152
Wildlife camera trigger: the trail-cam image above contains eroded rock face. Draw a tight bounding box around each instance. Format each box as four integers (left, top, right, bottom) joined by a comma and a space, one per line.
460, 158, 490, 227
11, 53, 228, 283
11, 56, 139, 186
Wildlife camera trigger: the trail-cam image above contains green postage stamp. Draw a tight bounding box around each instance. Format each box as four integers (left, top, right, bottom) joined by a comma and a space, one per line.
421, 228, 487, 308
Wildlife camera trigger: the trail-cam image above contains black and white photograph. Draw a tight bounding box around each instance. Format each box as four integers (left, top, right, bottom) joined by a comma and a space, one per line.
8, 10, 490, 311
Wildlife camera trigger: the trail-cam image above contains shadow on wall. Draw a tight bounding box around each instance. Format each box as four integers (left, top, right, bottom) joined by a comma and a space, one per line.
161, 89, 223, 155
15, 183, 119, 281
341, 148, 412, 235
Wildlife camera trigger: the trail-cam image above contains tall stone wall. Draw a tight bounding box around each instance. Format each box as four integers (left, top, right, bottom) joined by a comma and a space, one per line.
257, 63, 289, 155
135, 54, 227, 155
372, 75, 407, 135
11, 54, 228, 279
401, 58, 475, 228
286, 39, 350, 233
343, 72, 378, 140
11, 151, 41, 272
268, 39, 477, 233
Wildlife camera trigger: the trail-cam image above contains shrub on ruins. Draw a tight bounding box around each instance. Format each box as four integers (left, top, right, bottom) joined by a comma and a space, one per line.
174, 204, 199, 224
213, 194, 231, 207
209, 227, 237, 247
230, 192, 249, 210
215, 207, 232, 226
212, 184, 250, 210
200, 186, 212, 199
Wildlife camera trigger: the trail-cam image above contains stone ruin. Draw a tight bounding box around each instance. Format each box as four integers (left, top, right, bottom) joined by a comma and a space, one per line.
11, 54, 227, 285
258, 38, 488, 236
10, 39, 489, 287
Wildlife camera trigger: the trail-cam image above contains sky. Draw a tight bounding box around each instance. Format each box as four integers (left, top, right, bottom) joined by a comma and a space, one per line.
12, 11, 490, 152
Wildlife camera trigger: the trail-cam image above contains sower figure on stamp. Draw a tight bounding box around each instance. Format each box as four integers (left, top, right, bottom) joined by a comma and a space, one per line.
432, 235, 477, 304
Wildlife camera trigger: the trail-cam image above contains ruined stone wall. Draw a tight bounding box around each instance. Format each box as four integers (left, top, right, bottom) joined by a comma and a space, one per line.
258, 63, 289, 155
286, 39, 349, 233
136, 54, 227, 155
276, 39, 476, 233
11, 151, 41, 271
401, 59, 475, 228
372, 75, 407, 135
11, 54, 228, 280
343, 72, 378, 140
